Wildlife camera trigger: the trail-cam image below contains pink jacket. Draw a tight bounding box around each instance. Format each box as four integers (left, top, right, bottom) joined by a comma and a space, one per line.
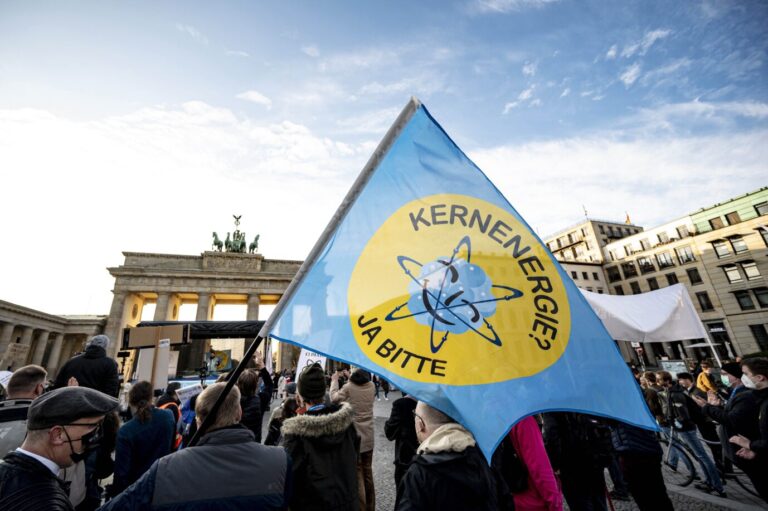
509, 417, 563, 511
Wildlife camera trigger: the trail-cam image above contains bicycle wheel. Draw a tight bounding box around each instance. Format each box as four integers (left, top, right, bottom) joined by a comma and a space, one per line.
660, 438, 695, 486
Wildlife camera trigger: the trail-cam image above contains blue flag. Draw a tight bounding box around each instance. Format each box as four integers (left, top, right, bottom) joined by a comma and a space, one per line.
267, 99, 656, 460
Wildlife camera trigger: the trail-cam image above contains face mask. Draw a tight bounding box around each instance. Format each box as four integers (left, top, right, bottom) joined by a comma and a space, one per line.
62, 423, 103, 463
742, 374, 757, 389
721, 375, 731, 386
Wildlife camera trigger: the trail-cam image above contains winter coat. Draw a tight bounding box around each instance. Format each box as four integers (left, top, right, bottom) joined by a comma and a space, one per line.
0, 451, 73, 511
282, 402, 359, 511
750, 387, 768, 458
0, 399, 32, 454
395, 423, 497, 511
697, 371, 717, 394
384, 396, 418, 470
659, 383, 699, 431
112, 407, 176, 495
330, 377, 375, 453
54, 345, 119, 397
99, 424, 290, 511
240, 395, 262, 441
702, 385, 760, 441
509, 417, 562, 511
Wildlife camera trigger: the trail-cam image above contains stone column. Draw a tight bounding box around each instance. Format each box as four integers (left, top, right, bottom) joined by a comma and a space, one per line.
178, 293, 214, 373
247, 295, 260, 321
0, 322, 16, 355
46, 333, 66, 376
103, 292, 128, 358
31, 330, 50, 365
154, 293, 171, 321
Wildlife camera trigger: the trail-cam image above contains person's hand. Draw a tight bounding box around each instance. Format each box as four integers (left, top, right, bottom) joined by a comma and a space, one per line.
707, 391, 722, 406
735, 447, 756, 460
253, 354, 265, 371
690, 395, 707, 407
331, 371, 339, 382
730, 434, 751, 449
67, 377, 79, 387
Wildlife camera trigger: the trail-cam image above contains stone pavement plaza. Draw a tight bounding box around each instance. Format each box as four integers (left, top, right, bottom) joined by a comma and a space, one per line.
360, 392, 764, 511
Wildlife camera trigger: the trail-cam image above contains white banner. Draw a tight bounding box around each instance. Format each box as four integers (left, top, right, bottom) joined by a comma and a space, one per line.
296, 349, 327, 372
175, 383, 204, 404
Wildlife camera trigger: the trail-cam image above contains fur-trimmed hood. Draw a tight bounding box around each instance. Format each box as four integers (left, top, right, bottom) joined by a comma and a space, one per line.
281, 402, 355, 438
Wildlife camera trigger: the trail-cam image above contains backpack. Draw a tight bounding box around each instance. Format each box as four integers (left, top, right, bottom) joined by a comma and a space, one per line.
568, 414, 613, 469
491, 433, 528, 511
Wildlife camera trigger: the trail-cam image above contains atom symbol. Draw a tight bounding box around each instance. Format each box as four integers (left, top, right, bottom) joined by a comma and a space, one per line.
385, 235, 523, 354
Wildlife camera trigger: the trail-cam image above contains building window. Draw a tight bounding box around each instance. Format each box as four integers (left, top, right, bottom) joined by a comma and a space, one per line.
676, 225, 690, 238
709, 217, 725, 230
599, 225, 605, 235
630, 281, 641, 294
666, 273, 679, 285
734, 290, 756, 310
756, 202, 768, 216
621, 262, 638, 279
687, 268, 703, 284
750, 325, 768, 351
760, 228, 768, 247
696, 291, 714, 311
675, 246, 695, 264
597, 288, 604, 294
712, 240, 730, 258
586, 286, 593, 292
606, 266, 622, 282
729, 236, 748, 254
648, 277, 659, 290
609, 250, 618, 262
742, 261, 761, 280
623, 244, 634, 257
637, 256, 655, 274
723, 265, 743, 283
571, 271, 578, 279
656, 252, 675, 269
640, 238, 651, 250
592, 272, 599, 280
657, 232, 670, 244
725, 211, 741, 225
614, 285, 625, 295
581, 227, 588, 237
754, 288, 768, 308
580, 271, 587, 280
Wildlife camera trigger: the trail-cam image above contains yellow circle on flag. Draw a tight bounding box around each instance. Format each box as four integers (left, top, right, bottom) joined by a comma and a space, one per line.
348, 194, 571, 385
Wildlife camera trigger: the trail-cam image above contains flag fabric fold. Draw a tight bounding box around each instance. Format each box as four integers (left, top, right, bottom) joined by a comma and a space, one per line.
267, 98, 656, 461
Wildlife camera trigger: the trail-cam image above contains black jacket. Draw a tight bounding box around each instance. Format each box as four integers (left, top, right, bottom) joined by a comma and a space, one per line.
240, 395, 262, 441
659, 384, 699, 431
384, 396, 418, 469
750, 387, 768, 458
54, 345, 119, 397
0, 451, 73, 511
610, 421, 662, 457
395, 444, 497, 511
702, 386, 760, 440
282, 403, 359, 511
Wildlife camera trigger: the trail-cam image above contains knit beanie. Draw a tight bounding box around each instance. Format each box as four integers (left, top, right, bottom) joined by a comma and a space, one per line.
298, 363, 326, 400
721, 362, 743, 380
87, 335, 110, 350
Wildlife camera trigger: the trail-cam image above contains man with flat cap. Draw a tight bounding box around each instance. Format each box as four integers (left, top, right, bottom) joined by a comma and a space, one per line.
0, 386, 118, 511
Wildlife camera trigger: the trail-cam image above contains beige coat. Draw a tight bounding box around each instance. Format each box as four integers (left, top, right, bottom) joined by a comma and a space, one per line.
330, 378, 375, 452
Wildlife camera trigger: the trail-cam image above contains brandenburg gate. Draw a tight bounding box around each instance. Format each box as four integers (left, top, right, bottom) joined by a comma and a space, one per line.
103, 249, 302, 372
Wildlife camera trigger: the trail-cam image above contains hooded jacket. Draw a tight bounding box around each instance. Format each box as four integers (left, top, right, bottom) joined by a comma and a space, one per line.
395, 423, 497, 511
0, 451, 74, 511
54, 345, 119, 397
330, 371, 375, 453
282, 402, 359, 511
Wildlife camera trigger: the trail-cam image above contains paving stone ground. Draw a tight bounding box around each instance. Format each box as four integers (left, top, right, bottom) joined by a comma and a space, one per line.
367, 392, 765, 511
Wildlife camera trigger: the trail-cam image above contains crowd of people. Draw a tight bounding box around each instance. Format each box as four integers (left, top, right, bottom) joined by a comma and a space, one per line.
0, 333, 766, 510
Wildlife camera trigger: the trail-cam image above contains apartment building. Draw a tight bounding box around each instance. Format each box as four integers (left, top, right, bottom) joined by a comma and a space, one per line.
544, 219, 643, 264
601, 187, 768, 363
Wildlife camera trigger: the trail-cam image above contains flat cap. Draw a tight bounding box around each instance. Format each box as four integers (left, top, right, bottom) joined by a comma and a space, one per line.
28, 387, 119, 430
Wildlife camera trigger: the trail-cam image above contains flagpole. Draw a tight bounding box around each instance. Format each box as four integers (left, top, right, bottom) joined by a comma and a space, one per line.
257, 96, 422, 340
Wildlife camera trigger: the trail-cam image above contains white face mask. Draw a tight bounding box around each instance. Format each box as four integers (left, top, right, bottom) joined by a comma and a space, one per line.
721, 375, 730, 386
741, 374, 757, 389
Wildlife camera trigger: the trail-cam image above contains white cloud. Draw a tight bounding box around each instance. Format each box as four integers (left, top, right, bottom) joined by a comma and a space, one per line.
560, 87, 570, 98
503, 85, 537, 113
625, 100, 768, 132
359, 75, 445, 97
522, 61, 537, 77
518, 86, 535, 101
529, 98, 542, 107
236, 90, 273, 109
319, 48, 400, 72
641, 58, 692, 86
605, 44, 618, 59
621, 28, 671, 58
175, 23, 209, 45
619, 63, 642, 87
226, 50, 250, 57
503, 102, 519, 114
302, 45, 320, 58
0, 103, 373, 314
470, 130, 768, 237
472, 0, 560, 13
335, 107, 403, 134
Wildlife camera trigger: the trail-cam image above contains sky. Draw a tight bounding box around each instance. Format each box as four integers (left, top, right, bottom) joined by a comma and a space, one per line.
0, 0, 766, 316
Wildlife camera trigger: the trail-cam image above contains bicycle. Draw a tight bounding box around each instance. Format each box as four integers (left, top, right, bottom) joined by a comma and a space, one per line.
658, 428, 697, 487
